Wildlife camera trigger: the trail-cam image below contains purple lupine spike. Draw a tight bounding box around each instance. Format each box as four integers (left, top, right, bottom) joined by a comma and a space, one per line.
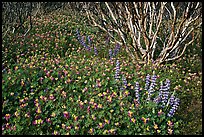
115, 60, 120, 81
135, 82, 140, 104
122, 75, 127, 88
153, 81, 164, 104
87, 35, 92, 46
109, 49, 113, 60
113, 43, 120, 56
169, 94, 175, 106
76, 29, 81, 41
167, 98, 180, 117
105, 36, 110, 45
120, 75, 127, 91
147, 74, 157, 101
145, 74, 151, 91
94, 47, 98, 55
161, 79, 171, 107
75, 29, 91, 51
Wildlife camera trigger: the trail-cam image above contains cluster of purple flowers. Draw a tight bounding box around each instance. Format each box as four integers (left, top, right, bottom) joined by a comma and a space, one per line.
160, 79, 171, 107
94, 47, 98, 55
147, 74, 157, 101
153, 79, 170, 107
109, 49, 113, 60
87, 35, 92, 46
153, 82, 165, 104
109, 43, 120, 60
144, 74, 151, 90
120, 75, 127, 91
114, 60, 120, 81
134, 82, 140, 104
76, 29, 91, 51
113, 43, 120, 56
167, 98, 180, 117
105, 36, 110, 45
169, 94, 175, 106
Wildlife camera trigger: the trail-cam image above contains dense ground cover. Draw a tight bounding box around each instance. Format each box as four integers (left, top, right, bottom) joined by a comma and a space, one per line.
2, 11, 202, 135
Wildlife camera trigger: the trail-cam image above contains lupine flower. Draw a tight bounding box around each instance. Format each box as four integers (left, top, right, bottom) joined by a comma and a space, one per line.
113, 43, 120, 56
167, 98, 180, 117
161, 79, 171, 107
76, 29, 91, 51
153, 81, 164, 104
169, 94, 175, 106
120, 75, 127, 91
144, 74, 151, 90
135, 82, 140, 104
94, 46, 98, 55
87, 35, 92, 46
109, 49, 113, 60
105, 36, 110, 45
115, 60, 120, 81
147, 74, 157, 101
76, 29, 81, 41
81, 36, 91, 51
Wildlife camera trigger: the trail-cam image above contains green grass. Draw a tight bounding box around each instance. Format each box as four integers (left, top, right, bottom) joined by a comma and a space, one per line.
2, 11, 202, 135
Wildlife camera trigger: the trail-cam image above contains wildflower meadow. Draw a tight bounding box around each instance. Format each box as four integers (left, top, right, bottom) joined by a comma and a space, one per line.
2, 6, 202, 135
